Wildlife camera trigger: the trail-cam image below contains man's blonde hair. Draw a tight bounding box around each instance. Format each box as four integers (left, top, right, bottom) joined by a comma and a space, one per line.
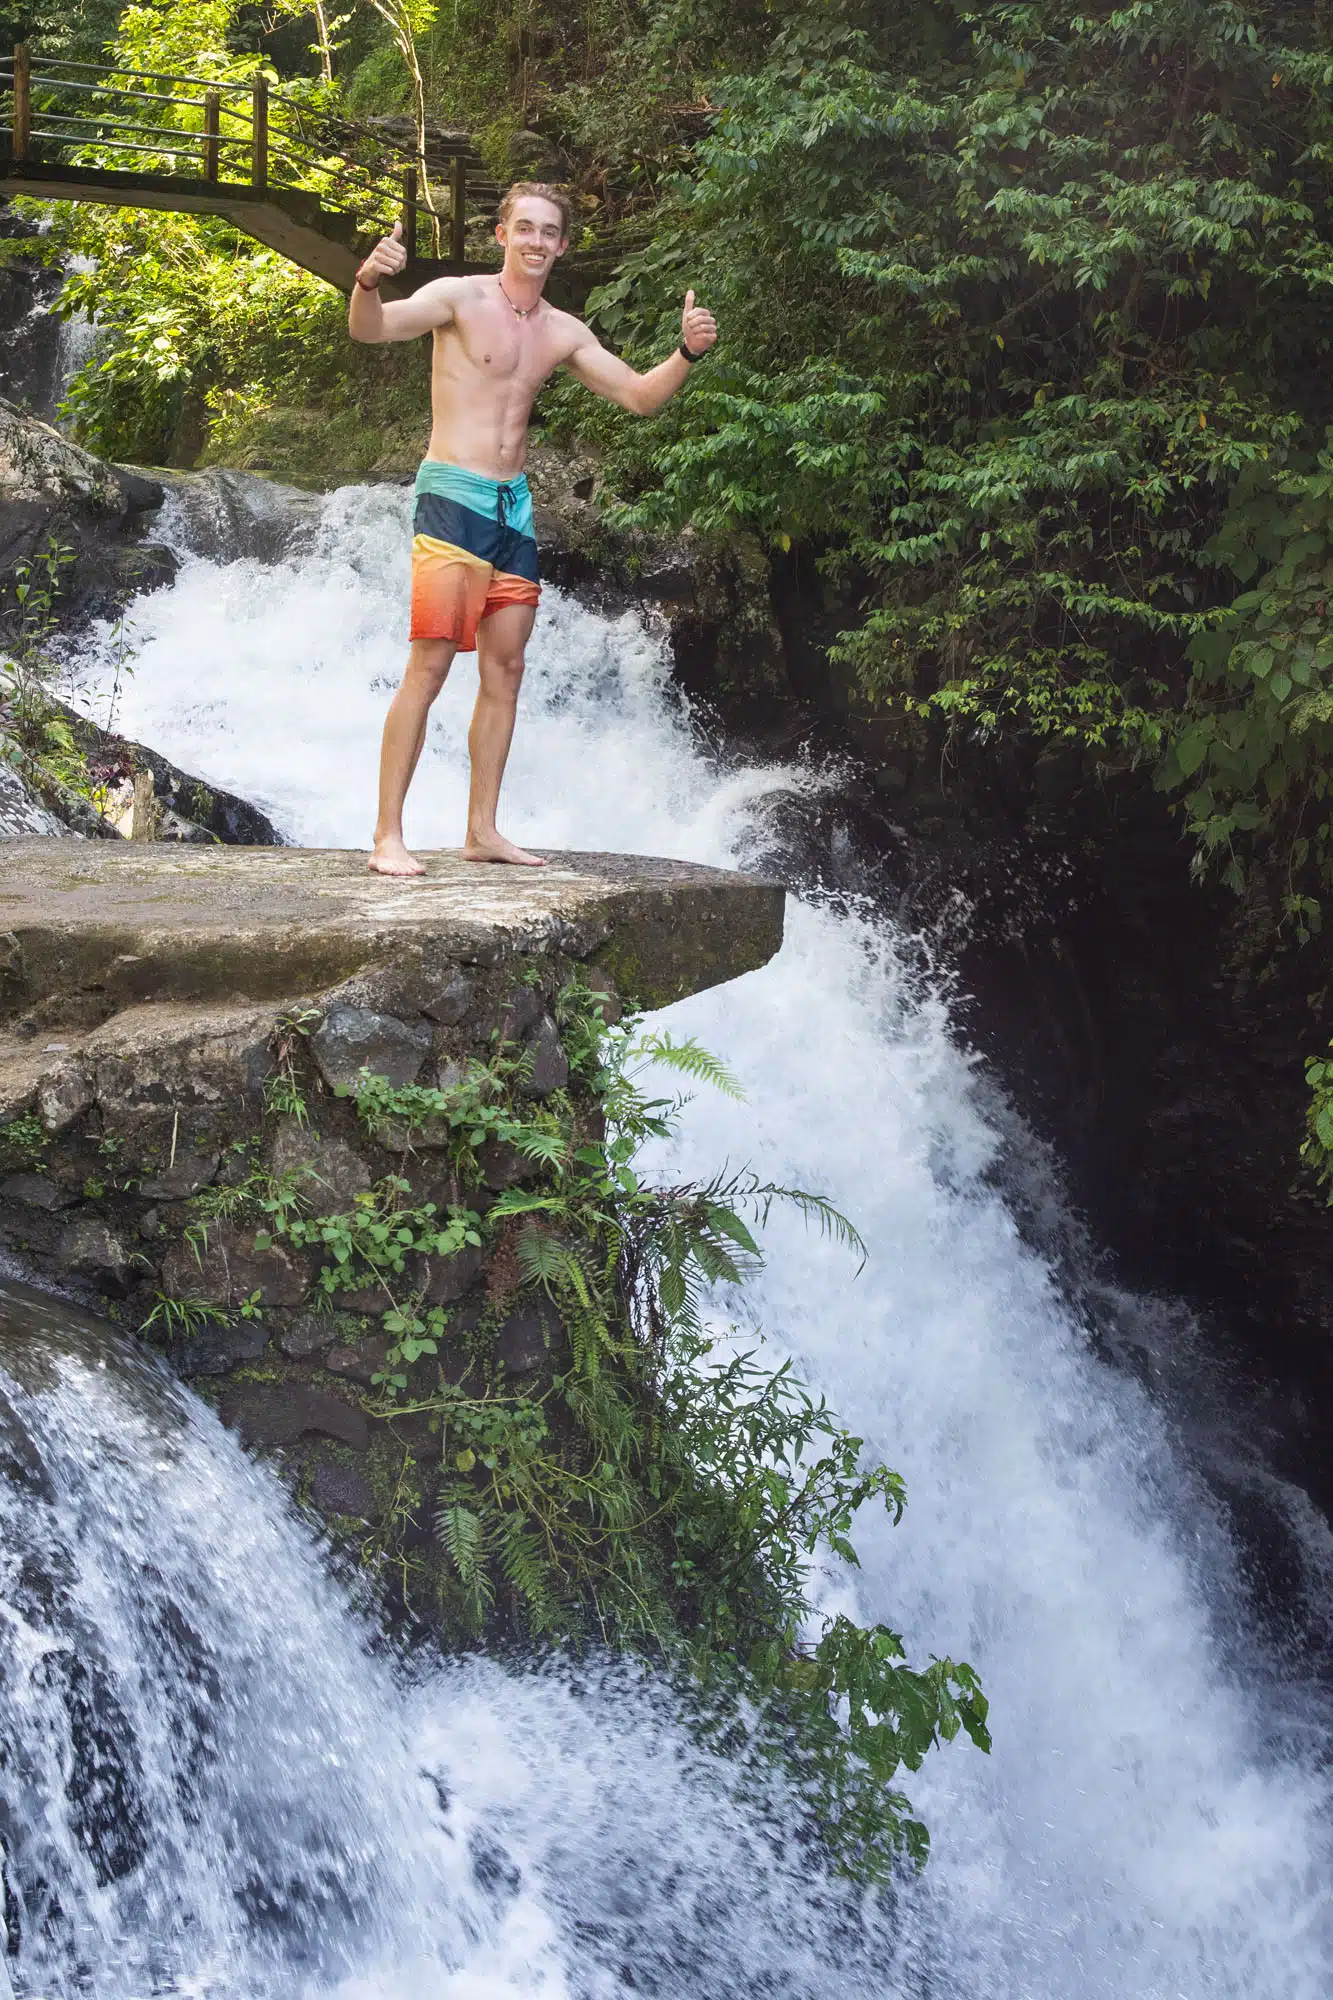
499, 181, 573, 240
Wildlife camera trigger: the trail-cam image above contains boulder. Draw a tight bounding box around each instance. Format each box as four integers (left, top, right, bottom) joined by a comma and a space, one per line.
266, 1117, 373, 1206
36, 1063, 95, 1135
422, 971, 475, 1026
218, 1381, 369, 1452
420, 1242, 485, 1304
160, 1222, 311, 1310
325, 1335, 392, 1384
0, 1172, 77, 1211
309, 1452, 379, 1518
493, 1302, 565, 1374
277, 1309, 336, 1359
0, 396, 175, 626
471, 982, 544, 1047
476, 1138, 540, 1189
169, 1318, 269, 1378
57, 1217, 131, 1293
309, 1005, 432, 1093
522, 1015, 569, 1100
138, 1151, 221, 1200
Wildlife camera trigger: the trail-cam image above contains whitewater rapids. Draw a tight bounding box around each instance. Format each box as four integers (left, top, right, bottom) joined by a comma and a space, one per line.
10, 474, 1327, 1997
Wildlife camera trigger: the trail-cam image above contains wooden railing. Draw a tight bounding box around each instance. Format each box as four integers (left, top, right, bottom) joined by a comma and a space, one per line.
0, 44, 500, 284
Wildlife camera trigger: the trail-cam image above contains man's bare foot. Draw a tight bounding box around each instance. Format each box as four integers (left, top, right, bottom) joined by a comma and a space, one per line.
369, 835, 426, 877
463, 831, 547, 867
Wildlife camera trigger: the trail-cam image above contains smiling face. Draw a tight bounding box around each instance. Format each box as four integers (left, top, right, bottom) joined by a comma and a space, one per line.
496, 195, 569, 286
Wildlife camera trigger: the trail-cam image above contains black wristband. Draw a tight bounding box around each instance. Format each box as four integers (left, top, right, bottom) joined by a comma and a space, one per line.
679, 341, 706, 364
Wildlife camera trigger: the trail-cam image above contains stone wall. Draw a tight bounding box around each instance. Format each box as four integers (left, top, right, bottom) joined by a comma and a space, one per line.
0, 843, 783, 1562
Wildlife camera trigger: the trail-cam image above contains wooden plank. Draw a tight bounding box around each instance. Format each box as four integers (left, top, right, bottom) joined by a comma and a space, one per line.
400, 164, 416, 261
450, 151, 466, 266
204, 90, 219, 183
250, 75, 267, 191
11, 43, 30, 163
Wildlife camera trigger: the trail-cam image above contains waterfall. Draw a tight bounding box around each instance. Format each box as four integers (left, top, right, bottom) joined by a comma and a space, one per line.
23, 477, 1333, 1995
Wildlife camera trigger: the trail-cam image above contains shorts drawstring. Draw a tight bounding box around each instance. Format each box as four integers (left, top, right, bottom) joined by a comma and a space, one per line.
496, 480, 517, 529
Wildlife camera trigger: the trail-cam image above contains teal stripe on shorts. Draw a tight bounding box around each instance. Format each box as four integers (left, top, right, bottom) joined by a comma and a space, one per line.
414, 458, 535, 539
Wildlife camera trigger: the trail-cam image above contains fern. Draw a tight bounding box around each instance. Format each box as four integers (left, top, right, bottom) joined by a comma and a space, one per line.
632, 1032, 745, 1100
497, 1517, 557, 1631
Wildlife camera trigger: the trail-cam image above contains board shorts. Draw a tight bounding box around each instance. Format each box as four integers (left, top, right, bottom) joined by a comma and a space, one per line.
410, 459, 541, 651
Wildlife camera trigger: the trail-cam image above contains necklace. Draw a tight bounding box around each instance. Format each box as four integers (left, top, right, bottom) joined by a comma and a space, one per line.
498, 277, 536, 320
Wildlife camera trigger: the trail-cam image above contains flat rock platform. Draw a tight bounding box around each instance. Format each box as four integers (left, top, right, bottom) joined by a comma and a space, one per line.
0, 844, 785, 1030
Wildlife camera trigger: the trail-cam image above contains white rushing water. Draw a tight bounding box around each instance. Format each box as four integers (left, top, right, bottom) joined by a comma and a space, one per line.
22, 478, 1331, 1996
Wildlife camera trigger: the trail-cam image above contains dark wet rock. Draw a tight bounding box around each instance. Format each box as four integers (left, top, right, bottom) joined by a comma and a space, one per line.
0, 1172, 77, 1211
277, 1310, 336, 1359
309, 1452, 378, 1518
421, 1243, 485, 1305
218, 1381, 368, 1451
147, 465, 321, 565
0, 396, 173, 627
422, 972, 475, 1026
522, 1015, 569, 1100
56, 1217, 130, 1293
472, 982, 544, 1047
493, 1302, 565, 1374
476, 1138, 539, 1189
0, 203, 65, 417
309, 1006, 432, 1093
324, 1336, 391, 1384
36, 1064, 94, 1135
168, 1317, 269, 1378
51, 700, 284, 848
266, 1118, 373, 1205
138, 1151, 221, 1201
160, 1222, 311, 1310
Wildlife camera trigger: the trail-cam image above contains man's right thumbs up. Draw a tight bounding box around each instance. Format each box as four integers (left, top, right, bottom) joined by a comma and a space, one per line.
357, 216, 409, 290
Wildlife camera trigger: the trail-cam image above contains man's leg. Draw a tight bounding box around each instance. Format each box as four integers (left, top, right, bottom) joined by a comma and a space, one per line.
370, 636, 456, 876
464, 602, 544, 866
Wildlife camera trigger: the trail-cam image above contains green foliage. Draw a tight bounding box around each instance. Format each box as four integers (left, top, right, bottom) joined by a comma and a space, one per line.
0, 539, 99, 804
0, 1114, 48, 1172
1302, 1042, 1333, 1198
141, 1290, 232, 1338
1157, 446, 1333, 936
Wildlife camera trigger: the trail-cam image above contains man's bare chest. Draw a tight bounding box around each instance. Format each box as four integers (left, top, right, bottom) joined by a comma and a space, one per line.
435, 308, 567, 392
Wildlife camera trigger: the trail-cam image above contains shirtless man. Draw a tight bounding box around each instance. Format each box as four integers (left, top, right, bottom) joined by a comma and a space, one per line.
349, 181, 718, 874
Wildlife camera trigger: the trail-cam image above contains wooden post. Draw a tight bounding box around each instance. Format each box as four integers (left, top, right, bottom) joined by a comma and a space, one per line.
450, 152, 466, 267
203, 89, 219, 182
130, 769, 157, 842
250, 75, 268, 191
11, 43, 30, 163
401, 165, 417, 264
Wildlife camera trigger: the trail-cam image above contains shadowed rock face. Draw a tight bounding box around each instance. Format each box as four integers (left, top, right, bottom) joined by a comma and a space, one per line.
0, 396, 175, 624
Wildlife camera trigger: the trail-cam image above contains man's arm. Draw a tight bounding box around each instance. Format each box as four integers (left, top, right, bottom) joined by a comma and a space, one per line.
564, 291, 718, 414
348, 222, 464, 343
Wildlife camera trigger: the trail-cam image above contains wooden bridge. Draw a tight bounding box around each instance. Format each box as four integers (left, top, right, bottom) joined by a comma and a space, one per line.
0, 44, 501, 295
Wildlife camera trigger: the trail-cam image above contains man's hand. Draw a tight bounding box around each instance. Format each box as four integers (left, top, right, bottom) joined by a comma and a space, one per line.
681, 289, 718, 357
357, 219, 408, 291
